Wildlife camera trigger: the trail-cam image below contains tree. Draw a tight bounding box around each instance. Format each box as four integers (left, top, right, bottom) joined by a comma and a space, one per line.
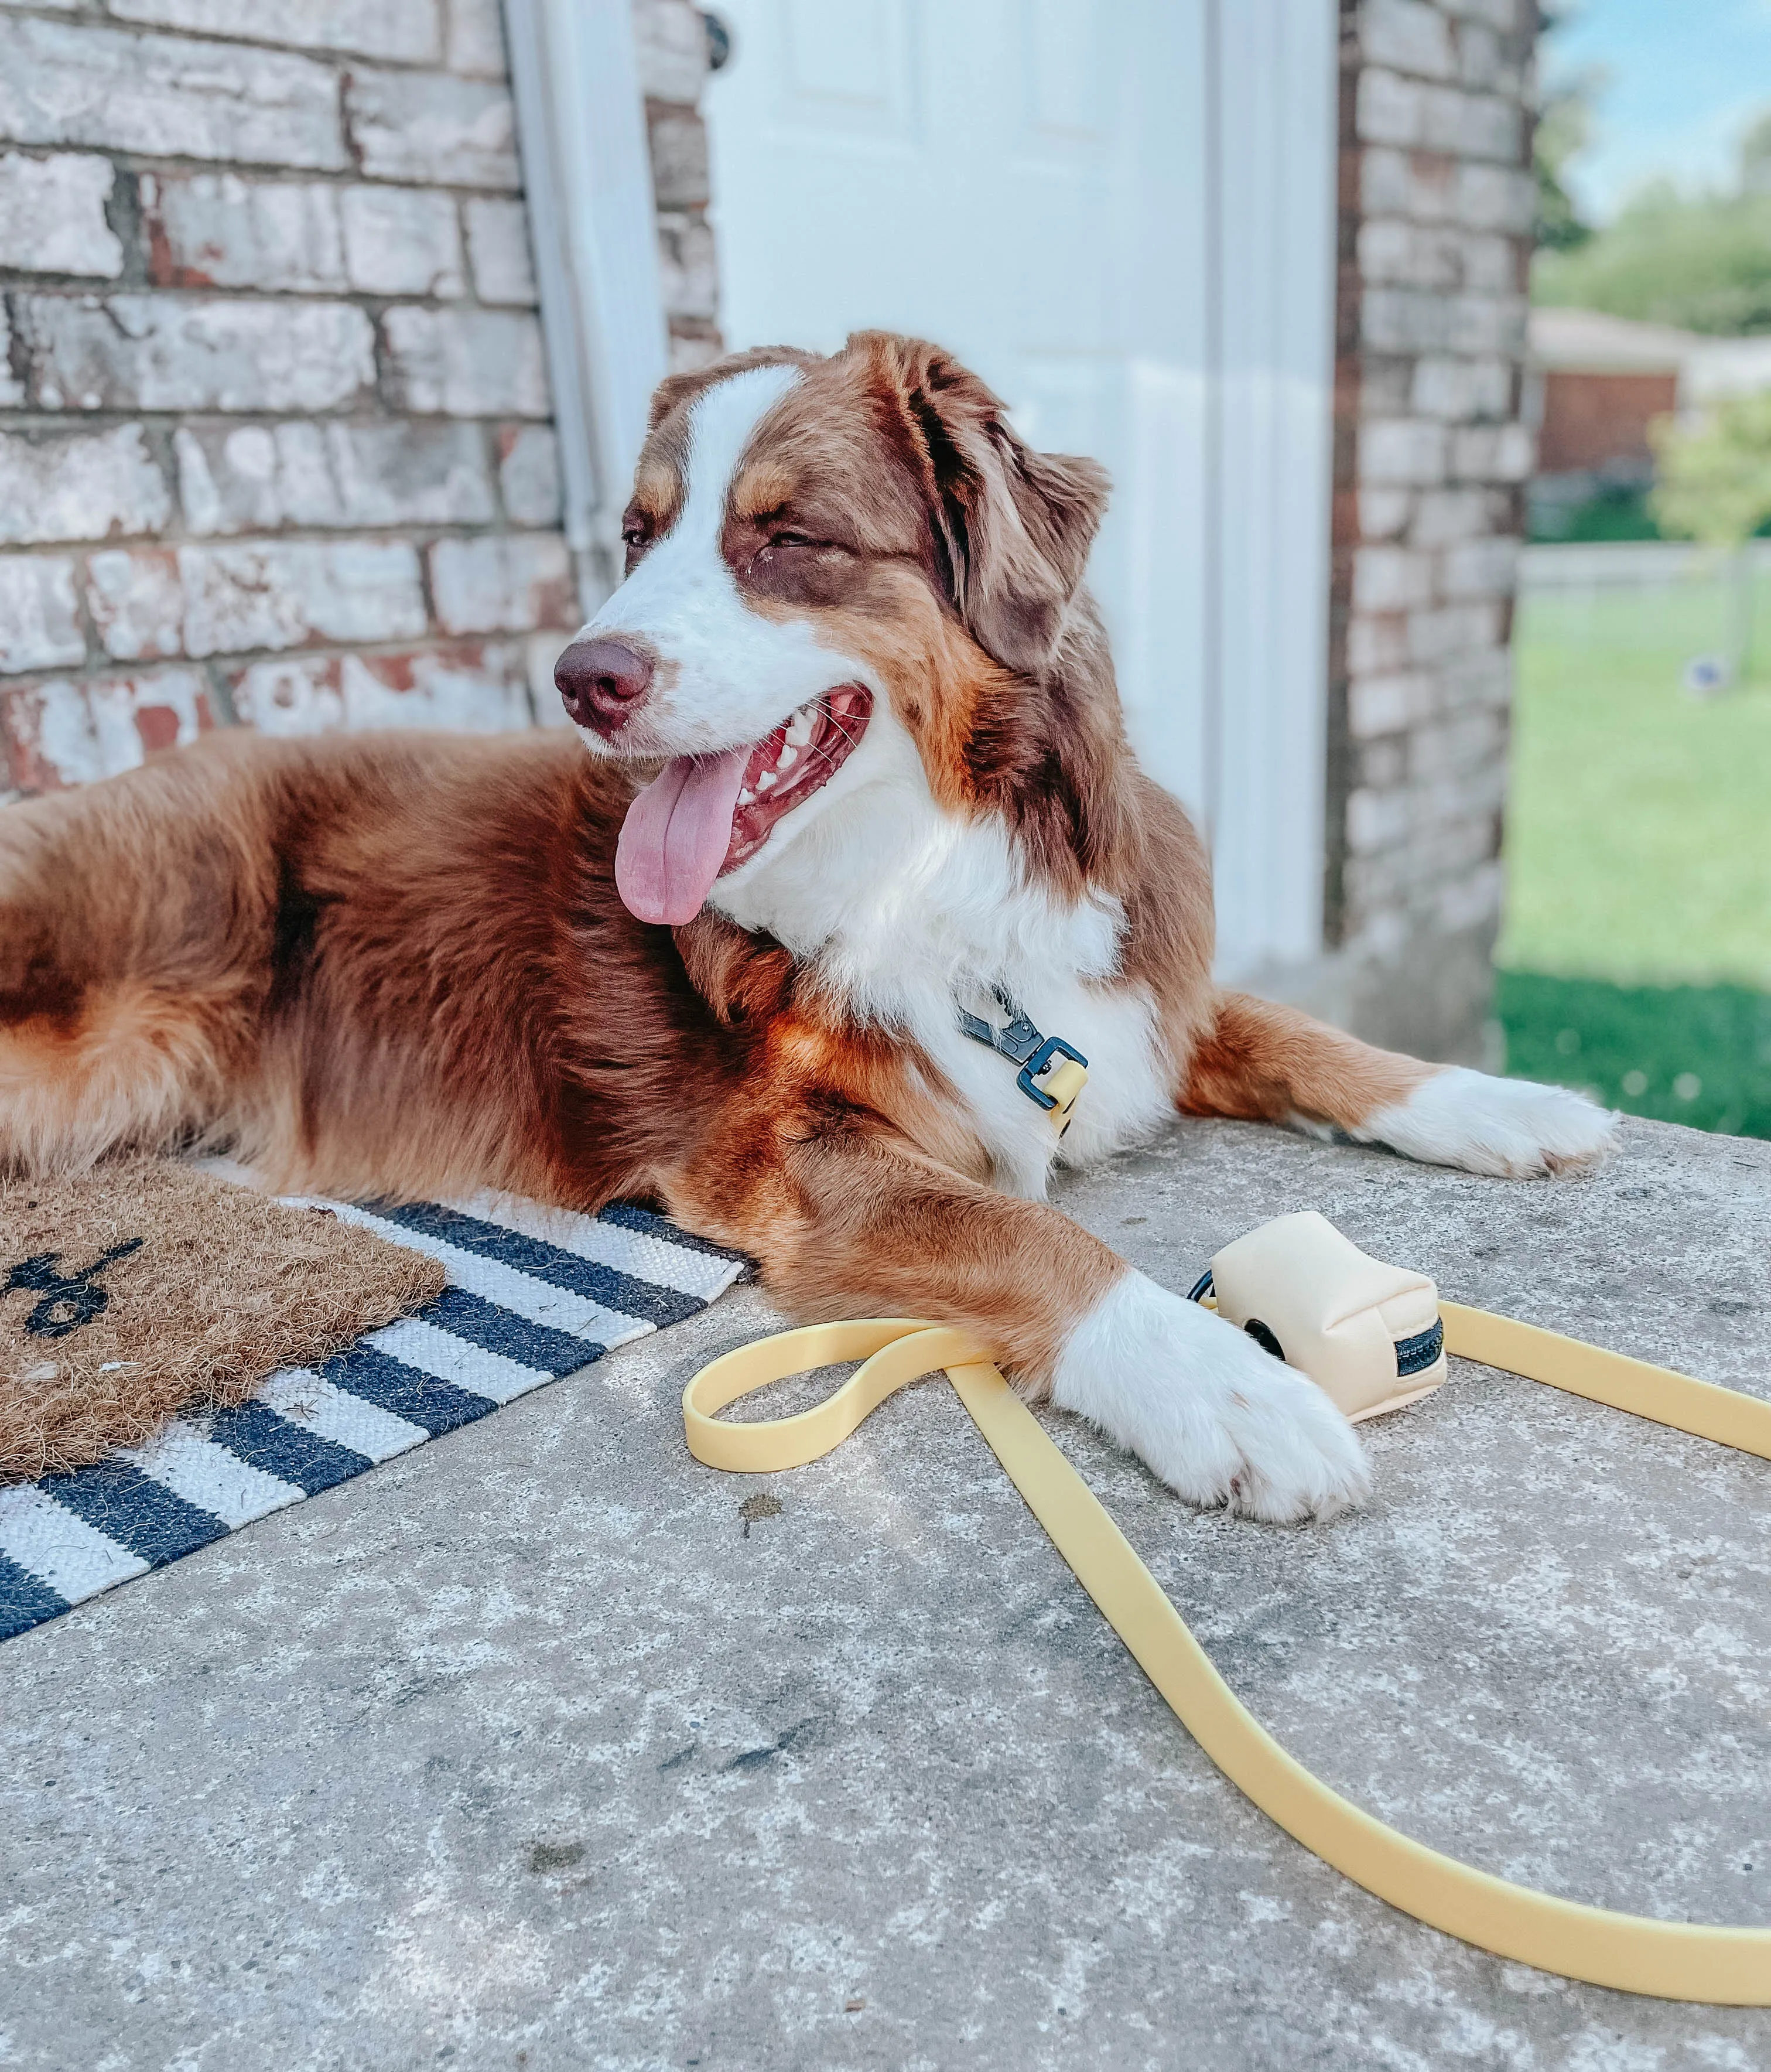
1534, 182, 1771, 335
1533, 54, 1598, 252
1653, 394, 1771, 548
1534, 95, 1771, 333
1652, 395, 1771, 680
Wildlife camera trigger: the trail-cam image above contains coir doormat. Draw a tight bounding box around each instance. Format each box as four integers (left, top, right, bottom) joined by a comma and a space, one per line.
1, 1158, 447, 1480
0, 1187, 746, 1642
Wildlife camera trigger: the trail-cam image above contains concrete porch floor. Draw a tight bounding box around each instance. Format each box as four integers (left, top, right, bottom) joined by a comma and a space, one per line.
3, 1116, 1769, 2070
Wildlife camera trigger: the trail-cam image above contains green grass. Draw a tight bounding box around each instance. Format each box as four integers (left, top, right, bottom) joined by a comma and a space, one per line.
1498, 574, 1771, 1138
1499, 575, 1771, 989
1498, 971, 1771, 1138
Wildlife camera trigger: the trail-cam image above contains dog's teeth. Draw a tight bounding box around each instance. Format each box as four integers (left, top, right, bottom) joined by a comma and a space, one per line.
755, 769, 777, 793
737, 787, 756, 807
785, 708, 814, 747
776, 745, 799, 776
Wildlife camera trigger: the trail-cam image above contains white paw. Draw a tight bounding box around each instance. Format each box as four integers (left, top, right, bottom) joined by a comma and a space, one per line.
1359, 1065, 1619, 1179
1051, 1272, 1371, 1523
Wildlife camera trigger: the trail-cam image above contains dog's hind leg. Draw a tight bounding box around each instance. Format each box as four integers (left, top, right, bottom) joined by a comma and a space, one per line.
0, 761, 263, 1176
1179, 989, 1618, 1178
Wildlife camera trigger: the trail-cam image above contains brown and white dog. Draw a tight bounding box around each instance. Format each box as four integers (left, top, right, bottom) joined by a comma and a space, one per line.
0, 334, 1616, 1520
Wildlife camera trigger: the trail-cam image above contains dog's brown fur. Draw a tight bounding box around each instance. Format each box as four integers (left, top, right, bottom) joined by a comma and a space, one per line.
0, 333, 1437, 1395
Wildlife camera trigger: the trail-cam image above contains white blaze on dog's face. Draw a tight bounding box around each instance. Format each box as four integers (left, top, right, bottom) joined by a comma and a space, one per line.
553, 337, 1113, 932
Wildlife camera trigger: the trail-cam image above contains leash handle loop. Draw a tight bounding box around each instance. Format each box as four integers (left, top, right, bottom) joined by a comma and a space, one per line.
682, 1308, 1771, 2004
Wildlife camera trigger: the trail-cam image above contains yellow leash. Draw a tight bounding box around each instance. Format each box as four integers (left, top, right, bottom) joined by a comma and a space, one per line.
683, 1309, 1771, 2004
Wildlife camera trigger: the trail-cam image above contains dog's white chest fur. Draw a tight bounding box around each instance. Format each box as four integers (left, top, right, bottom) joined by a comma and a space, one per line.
710, 705, 1175, 1197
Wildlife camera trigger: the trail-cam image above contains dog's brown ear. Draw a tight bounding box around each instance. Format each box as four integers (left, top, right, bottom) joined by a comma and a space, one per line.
857, 332, 1110, 679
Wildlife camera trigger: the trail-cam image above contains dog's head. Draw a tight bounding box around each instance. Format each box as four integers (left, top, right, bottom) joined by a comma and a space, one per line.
555, 333, 1117, 927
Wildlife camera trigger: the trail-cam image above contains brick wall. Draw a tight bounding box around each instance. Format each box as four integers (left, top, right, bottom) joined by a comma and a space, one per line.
1322, 0, 1538, 1060
0, 0, 720, 798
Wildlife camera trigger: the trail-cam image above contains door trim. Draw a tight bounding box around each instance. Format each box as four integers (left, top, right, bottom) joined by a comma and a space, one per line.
505, 0, 669, 613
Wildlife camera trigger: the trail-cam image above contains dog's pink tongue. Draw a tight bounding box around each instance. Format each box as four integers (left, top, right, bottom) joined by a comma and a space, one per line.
614, 748, 748, 925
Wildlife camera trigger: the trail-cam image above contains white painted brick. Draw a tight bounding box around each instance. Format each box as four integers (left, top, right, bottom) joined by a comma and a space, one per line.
1439, 647, 1512, 710
1408, 487, 1490, 547
463, 197, 536, 306
647, 105, 711, 209
141, 172, 345, 292
1347, 615, 1411, 677
109, 0, 440, 63
1358, 486, 1412, 540
497, 425, 562, 527
175, 421, 495, 534
1362, 145, 1454, 223
1420, 84, 1520, 162
0, 17, 346, 170
1362, 0, 1455, 80
668, 331, 722, 376
0, 152, 121, 277
1407, 600, 1503, 664
525, 627, 575, 717
1353, 545, 1435, 613
1445, 0, 1524, 31
1454, 21, 1506, 90
1358, 218, 1431, 288
1410, 709, 1505, 779
0, 426, 171, 547
1455, 162, 1536, 234
0, 556, 84, 674
1362, 288, 1449, 356
1347, 786, 1412, 855
23, 294, 375, 414
380, 306, 550, 418
1460, 230, 1516, 295
1449, 421, 1534, 483
1442, 534, 1518, 598
180, 540, 428, 657
1358, 418, 1447, 486
233, 643, 531, 736
0, 667, 210, 792
1358, 737, 1407, 790
428, 534, 573, 634
634, 0, 709, 102
446, 0, 507, 77
1435, 856, 1504, 934
0, 308, 22, 409
1349, 672, 1427, 739
1356, 67, 1424, 148
86, 546, 184, 660
344, 69, 518, 190
341, 186, 465, 299
657, 209, 718, 322
1411, 354, 1512, 420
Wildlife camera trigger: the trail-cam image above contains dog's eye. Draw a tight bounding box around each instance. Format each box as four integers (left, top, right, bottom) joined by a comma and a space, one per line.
768, 529, 817, 551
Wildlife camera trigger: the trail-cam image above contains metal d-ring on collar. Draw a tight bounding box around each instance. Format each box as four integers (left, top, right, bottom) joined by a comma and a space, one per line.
956, 986, 1089, 1113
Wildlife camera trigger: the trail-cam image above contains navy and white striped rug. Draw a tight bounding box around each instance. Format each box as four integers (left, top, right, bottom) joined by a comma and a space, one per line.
0, 1192, 746, 1644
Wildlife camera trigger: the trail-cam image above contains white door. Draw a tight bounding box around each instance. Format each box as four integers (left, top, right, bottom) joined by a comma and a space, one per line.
703, 0, 1337, 976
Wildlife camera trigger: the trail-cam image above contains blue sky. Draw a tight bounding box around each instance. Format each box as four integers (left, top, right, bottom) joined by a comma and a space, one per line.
1545, 0, 1771, 220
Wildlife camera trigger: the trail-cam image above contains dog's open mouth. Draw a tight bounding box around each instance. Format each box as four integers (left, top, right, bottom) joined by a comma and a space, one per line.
613, 685, 873, 926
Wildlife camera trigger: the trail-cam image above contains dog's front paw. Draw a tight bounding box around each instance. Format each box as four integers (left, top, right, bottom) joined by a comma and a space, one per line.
1050, 1271, 1370, 1522
1358, 1065, 1619, 1179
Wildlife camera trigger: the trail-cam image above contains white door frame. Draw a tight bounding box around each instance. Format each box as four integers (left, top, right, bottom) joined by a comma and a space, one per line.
1205, 0, 1338, 977
504, 0, 669, 615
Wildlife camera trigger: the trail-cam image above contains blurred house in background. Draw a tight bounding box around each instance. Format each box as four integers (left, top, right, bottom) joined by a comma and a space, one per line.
0, 0, 1540, 1061
1527, 306, 1771, 541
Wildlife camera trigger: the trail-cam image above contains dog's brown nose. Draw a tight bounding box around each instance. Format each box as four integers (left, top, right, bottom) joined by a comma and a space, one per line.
555, 637, 654, 732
